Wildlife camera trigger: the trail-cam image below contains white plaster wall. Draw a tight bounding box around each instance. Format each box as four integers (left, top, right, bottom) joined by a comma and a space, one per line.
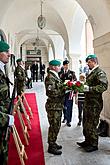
94, 32, 110, 135
76, 0, 110, 38
48, 45, 54, 61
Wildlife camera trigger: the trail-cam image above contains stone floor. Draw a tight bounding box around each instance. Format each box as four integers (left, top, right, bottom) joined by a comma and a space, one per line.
26, 82, 110, 165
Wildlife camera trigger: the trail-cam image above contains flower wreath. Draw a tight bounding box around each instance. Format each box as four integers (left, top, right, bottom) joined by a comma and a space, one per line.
63, 80, 84, 93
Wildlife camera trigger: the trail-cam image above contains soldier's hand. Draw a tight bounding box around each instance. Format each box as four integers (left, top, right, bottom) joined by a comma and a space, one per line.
83, 85, 89, 92
65, 90, 72, 94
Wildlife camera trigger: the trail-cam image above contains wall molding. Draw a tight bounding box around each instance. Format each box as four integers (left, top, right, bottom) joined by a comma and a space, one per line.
93, 32, 110, 48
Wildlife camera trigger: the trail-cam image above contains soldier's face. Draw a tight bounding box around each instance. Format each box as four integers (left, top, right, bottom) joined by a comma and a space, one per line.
0, 51, 11, 64
87, 59, 95, 70
53, 65, 61, 72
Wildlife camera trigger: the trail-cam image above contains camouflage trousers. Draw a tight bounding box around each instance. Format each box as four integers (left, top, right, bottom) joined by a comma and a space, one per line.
83, 106, 102, 146
0, 139, 8, 165
47, 110, 62, 146
17, 83, 24, 96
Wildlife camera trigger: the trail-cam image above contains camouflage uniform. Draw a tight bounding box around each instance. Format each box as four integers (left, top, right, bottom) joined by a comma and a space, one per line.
14, 65, 26, 96
83, 66, 108, 147
45, 70, 65, 148
0, 69, 10, 165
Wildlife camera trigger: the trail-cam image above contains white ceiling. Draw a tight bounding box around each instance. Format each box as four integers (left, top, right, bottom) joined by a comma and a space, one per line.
0, 0, 110, 54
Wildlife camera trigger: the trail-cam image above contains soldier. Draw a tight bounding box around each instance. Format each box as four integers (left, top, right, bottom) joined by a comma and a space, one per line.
77, 54, 108, 152
0, 41, 14, 164
45, 60, 65, 155
14, 58, 26, 113
59, 60, 77, 127
14, 58, 26, 96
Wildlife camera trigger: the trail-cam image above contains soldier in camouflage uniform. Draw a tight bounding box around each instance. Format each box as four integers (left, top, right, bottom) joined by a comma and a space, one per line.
45, 60, 65, 155
14, 58, 26, 96
77, 54, 108, 152
0, 41, 14, 164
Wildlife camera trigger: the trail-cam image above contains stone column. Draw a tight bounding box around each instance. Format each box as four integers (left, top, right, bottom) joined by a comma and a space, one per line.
48, 44, 54, 61
22, 44, 27, 61
93, 32, 110, 135
69, 53, 81, 79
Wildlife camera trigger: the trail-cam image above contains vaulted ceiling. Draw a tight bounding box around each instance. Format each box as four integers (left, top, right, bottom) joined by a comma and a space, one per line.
0, 0, 110, 55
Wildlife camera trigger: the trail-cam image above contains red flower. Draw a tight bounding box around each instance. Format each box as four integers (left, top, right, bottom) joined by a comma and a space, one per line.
75, 81, 81, 87
66, 81, 73, 87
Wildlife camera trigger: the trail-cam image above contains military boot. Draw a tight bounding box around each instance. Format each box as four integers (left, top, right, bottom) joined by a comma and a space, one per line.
84, 145, 98, 152
48, 146, 62, 155
54, 143, 62, 150
76, 141, 89, 148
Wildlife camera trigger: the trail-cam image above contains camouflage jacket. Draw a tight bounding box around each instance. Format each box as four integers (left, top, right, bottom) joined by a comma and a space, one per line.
84, 66, 108, 107
14, 65, 26, 83
0, 69, 10, 128
45, 70, 65, 111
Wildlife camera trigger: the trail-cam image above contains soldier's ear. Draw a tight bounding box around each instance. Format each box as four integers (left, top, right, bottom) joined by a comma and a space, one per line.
53, 66, 56, 70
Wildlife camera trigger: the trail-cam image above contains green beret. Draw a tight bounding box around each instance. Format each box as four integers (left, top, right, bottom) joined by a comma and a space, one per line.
86, 54, 97, 62
49, 60, 61, 66
16, 58, 22, 63
0, 41, 10, 52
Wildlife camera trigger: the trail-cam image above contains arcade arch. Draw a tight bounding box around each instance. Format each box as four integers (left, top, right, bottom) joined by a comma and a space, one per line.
0, 0, 109, 132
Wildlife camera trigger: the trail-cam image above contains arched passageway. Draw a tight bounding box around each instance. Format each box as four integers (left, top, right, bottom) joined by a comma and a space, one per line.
0, 0, 110, 159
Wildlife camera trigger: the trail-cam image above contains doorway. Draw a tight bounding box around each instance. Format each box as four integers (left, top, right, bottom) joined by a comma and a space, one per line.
26, 57, 41, 80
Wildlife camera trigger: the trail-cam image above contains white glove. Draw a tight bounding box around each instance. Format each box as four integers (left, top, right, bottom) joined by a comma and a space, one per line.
65, 90, 72, 94
84, 85, 89, 92
8, 115, 14, 126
